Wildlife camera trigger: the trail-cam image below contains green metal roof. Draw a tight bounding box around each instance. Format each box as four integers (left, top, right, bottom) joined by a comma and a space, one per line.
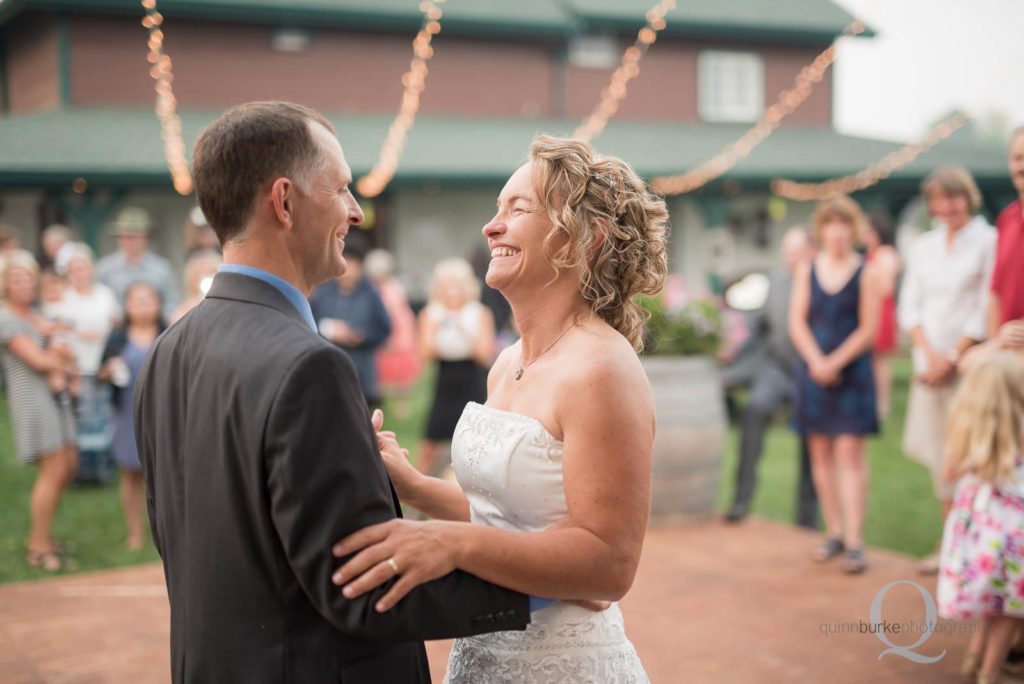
0, 107, 1008, 193
0, 0, 868, 42
568, 0, 869, 43
0, 0, 573, 39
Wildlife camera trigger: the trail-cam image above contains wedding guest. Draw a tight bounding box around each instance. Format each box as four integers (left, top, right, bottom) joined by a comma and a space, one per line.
99, 282, 166, 551
37, 223, 73, 272
937, 352, 1024, 684
864, 213, 902, 419
0, 250, 78, 571
171, 249, 222, 323
96, 206, 179, 317
790, 195, 881, 574
310, 232, 391, 410
417, 258, 494, 476
722, 227, 819, 528
46, 244, 120, 483
899, 165, 996, 575
365, 248, 422, 419
988, 127, 1024, 336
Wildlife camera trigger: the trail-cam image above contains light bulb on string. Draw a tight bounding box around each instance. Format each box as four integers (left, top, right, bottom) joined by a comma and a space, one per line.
357, 0, 446, 198
770, 111, 970, 202
140, 0, 192, 195
574, 0, 677, 143
651, 20, 865, 196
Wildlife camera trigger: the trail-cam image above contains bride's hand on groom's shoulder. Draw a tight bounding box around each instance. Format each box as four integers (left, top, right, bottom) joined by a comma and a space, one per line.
331, 519, 460, 613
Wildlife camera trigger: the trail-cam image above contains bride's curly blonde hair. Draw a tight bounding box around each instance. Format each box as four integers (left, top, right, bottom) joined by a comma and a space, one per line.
529, 135, 669, 350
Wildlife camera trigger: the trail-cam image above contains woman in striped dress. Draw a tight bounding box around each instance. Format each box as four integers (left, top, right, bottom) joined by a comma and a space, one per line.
0, 250, 78, 571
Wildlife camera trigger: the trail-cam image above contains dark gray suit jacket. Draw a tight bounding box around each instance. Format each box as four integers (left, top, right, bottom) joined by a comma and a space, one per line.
134, 272, 528, 683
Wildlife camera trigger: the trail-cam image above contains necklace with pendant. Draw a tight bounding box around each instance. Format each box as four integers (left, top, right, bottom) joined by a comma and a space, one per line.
514, 322, 576, 380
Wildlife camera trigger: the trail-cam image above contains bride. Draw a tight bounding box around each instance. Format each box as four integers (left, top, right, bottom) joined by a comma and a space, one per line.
332, 135, 668, 682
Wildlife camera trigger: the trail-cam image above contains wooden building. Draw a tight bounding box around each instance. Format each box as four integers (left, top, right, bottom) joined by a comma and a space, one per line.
0, 0, 1012, 293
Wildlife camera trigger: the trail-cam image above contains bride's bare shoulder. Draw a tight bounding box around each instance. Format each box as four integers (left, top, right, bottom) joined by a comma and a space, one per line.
562, 320, 651, 396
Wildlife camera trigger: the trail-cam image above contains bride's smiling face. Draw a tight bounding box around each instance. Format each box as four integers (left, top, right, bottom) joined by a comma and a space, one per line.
481, 162, 562, 294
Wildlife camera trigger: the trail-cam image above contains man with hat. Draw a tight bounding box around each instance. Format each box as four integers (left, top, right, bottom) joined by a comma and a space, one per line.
96, 206, 179, 317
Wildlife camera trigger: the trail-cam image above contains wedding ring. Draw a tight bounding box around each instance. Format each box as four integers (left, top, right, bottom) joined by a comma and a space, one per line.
386, 557, 400, 575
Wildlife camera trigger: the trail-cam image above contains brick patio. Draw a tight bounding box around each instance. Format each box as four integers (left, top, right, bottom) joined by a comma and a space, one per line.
0, 518, 972, 683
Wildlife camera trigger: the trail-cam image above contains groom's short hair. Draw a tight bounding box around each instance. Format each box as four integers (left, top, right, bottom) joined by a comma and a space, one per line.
192, 101, 335, 246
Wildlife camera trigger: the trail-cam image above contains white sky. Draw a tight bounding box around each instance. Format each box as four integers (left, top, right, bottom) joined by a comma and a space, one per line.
832, 0, 1024, 142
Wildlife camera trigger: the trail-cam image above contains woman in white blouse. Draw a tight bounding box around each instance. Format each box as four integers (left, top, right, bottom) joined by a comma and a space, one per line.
898, 165, 997, 575
49, 244, 121, 483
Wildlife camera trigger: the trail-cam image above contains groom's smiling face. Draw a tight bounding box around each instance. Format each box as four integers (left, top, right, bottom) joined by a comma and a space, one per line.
482, 162, 561, 294
290, 121, 364, 288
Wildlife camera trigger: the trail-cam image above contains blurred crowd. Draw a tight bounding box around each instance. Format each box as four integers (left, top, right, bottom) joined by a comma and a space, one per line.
716, 128, 1024, 680
0, 128, 1021, 681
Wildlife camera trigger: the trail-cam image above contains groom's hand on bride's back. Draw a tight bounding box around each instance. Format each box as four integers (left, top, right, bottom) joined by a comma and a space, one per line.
331, 519, 460, 613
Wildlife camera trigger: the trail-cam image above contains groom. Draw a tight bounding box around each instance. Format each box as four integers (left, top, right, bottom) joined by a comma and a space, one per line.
134, 102, 529, 683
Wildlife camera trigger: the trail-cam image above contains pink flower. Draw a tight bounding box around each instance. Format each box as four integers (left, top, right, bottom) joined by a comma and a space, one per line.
976, 554, 996, 574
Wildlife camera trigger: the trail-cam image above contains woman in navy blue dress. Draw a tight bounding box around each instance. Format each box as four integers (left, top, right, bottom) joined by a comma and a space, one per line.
789, 195, 881, 574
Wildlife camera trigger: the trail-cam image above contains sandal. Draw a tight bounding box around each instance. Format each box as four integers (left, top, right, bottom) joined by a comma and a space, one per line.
52, 539, 76, 555
960, 652, 981, 678
26, 549, 69, 572
814, 537, 845, 562
843, 548, 868, 574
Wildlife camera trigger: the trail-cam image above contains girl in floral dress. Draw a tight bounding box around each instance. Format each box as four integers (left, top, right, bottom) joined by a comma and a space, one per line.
937, 351, 1024, 684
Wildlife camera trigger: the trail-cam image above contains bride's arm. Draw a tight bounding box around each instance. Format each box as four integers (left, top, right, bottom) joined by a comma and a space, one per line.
381, 443, 470, 522
375, 344, 519, 522
334, 351, 653, 610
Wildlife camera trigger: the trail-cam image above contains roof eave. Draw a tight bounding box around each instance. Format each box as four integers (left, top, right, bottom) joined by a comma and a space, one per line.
0, 0, 574, 39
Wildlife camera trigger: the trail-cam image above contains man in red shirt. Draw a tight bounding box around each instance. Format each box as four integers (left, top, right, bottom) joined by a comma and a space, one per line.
988, 127, 1024, 345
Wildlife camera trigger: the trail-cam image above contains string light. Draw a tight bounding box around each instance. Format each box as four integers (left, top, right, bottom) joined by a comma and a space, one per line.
651, 19, 866, 196
357, 0, 445, 198
140, 0, 192, 195
574, 0, 676, 143
771, 111, 970, 201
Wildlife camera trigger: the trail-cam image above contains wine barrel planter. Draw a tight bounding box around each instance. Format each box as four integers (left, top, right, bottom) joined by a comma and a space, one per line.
642, 355, 727, 525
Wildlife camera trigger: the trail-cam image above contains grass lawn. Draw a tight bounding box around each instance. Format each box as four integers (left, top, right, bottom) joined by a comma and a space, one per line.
715, 355, 944, 558
0, 356, 941, 584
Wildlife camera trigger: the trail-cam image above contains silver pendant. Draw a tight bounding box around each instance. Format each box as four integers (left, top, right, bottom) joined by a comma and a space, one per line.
514, 368, 524, 380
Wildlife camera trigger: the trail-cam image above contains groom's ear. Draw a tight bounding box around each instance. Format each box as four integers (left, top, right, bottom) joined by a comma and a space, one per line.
269, 177, 296, 232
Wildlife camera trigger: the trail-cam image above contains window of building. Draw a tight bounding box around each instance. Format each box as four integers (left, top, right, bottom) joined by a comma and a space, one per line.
568, 35, 620, 70
271, 27, 312, 53
698, 51, 764, 123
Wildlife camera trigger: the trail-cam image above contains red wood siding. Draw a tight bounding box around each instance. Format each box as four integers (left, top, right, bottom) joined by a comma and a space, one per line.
7, 12, 60, 114
69, 16, 553, 117
64, 16, 832, 125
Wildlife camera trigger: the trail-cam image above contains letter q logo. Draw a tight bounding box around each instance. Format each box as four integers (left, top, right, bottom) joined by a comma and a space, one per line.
870, 580, 946, 663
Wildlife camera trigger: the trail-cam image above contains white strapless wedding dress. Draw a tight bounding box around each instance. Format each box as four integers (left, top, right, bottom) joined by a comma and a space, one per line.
443, 402, 649, 683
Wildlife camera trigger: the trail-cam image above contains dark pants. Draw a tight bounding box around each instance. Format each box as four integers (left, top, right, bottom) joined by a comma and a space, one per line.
729, 364, 819, 529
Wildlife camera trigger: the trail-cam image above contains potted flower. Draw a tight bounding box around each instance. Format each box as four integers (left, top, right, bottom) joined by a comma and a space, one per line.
638, 293, 728, 524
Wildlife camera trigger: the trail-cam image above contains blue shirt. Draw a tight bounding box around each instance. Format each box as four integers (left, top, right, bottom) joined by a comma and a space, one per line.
218, 264, 317, 332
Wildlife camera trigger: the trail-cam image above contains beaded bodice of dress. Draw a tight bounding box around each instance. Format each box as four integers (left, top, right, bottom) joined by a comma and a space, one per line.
445, 402, 649, 683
